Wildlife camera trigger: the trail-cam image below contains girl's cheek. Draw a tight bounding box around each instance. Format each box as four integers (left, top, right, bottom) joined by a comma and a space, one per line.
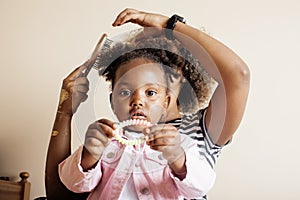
149, 104, 166, 123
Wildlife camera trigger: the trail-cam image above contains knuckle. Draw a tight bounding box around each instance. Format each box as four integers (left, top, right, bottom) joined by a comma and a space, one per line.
62, 79, 69, 87
85, 138, 95, 147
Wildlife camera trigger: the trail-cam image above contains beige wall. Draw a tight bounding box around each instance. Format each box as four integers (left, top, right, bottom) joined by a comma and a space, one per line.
1, 0, 300, 199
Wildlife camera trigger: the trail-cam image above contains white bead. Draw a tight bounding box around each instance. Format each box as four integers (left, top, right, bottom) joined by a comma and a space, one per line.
113, 119, 151, 145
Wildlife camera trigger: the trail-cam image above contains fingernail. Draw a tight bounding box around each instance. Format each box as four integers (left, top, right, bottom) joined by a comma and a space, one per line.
145, 128, 150, 134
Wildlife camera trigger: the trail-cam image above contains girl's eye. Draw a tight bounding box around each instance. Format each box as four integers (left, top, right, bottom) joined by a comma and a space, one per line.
146, 90, 157, 97
120, 90, 131, 96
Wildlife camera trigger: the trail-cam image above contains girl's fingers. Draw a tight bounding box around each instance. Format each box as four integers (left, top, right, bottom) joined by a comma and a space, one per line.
98, 118, 117, 130
143, 124, 180, 150
89, 119, 116, 138
85, 129, 109, 147
85, 122, 112, 147
147, 137, 176, 147
144, 124, 177, 141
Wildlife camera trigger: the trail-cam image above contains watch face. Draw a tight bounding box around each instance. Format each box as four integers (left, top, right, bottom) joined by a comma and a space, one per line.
174, 14, 186, 23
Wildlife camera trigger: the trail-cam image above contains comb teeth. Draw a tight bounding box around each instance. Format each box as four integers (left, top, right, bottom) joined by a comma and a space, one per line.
92, 37, 113, 70
103, 38, 113, 48
113, 119, 152, 146
82, 33, 113, 77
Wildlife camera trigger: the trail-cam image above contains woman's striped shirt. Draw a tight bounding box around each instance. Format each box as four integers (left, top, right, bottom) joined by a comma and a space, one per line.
167, 109, 228, 200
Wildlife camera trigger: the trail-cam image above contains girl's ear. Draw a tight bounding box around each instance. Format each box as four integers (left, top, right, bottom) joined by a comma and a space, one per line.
160, 95, 170, 123
164, 94, 171, 109
109, 93, 114, 111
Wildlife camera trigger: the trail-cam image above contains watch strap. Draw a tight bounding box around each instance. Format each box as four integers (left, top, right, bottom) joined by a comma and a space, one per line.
165, 14, 186, 40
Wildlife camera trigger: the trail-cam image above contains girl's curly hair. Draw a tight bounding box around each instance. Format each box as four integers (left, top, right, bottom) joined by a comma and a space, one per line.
97, 29, 217, 114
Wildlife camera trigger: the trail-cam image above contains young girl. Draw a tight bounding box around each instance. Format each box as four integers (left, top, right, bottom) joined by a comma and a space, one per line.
58, 47, 216, 199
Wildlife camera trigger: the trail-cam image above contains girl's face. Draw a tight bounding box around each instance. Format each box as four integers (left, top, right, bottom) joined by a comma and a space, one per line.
111, 58, 170, 131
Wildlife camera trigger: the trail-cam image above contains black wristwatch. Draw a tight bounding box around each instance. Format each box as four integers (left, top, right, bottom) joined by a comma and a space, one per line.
165, 14, 186, 40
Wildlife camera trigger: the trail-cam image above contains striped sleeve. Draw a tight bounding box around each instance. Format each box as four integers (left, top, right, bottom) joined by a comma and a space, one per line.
179, 110, 226, 169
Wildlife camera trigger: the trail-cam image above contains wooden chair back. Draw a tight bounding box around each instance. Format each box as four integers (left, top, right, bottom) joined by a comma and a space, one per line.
0, 172, 31, 200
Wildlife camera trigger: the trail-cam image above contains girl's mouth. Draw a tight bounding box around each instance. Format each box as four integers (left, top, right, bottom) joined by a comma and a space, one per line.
130, 109, 147, 120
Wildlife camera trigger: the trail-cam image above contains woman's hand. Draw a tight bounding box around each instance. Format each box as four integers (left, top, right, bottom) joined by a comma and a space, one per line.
81, 119, 116, 170
112, 8, 169, 28
57, 61, 90, 116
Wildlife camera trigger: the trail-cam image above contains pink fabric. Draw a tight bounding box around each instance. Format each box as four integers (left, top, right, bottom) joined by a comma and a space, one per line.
59, 135, 216, 200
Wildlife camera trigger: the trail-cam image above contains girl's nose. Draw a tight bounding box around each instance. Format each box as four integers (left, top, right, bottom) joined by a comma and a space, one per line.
130, 91, 144, 107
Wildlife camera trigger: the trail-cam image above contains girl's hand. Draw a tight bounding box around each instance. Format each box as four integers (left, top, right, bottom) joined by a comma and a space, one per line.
144, 124, 184, 163
58, 61, 90, 116
112, 8, 169, 28
82, 119, 116, 169
144, 124, 187, 178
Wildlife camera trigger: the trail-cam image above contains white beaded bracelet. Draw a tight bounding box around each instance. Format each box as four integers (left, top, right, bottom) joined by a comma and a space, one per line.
113, 119, 152, 145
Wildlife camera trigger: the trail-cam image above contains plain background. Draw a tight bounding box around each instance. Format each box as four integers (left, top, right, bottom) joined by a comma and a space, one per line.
1, 0, 300, 199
